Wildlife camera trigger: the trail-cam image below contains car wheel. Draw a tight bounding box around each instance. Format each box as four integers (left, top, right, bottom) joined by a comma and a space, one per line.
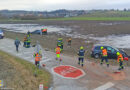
94, 54, 100, 59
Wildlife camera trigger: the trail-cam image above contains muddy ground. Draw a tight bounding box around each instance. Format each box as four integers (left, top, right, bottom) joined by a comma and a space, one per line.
1, 20, 130, 37
1, 20, 130, 65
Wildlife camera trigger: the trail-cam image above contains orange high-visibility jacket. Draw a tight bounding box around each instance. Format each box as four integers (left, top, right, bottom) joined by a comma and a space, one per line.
55, 47, 61, 54
102, 49, 107, 56
35, 54, 41, 61
42, 29, 47, 32
24, 37, 27, 41
117, 54, 123, 62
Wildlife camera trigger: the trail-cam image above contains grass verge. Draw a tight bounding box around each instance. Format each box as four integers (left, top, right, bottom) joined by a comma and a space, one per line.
0, 50, 51, 90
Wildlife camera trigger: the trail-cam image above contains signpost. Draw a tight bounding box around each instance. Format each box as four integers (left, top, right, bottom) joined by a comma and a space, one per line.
39, 84, 44, 90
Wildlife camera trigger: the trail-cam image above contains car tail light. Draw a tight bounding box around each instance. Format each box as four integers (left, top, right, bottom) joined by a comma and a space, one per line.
124, 57, 128, 61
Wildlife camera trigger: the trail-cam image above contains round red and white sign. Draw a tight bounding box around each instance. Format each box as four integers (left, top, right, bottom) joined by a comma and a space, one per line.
53, 65, 85, 79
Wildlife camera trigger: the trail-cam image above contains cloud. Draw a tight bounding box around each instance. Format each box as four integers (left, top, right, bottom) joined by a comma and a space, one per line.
0, 0, 129, 10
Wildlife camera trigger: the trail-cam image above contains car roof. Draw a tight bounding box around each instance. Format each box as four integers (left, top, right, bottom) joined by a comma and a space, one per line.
94, 44, 110, 47
94, 44, 119, 51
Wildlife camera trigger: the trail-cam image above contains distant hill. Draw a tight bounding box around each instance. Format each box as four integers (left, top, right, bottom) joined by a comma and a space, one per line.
0, 9, 130, 20
80, 10, 130, 17
0, 9, 86, 19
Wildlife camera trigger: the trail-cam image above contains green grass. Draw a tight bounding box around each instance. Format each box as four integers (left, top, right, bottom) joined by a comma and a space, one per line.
44, 17, 130, 21
0, 50, 52, 90
81, 11, 130, 17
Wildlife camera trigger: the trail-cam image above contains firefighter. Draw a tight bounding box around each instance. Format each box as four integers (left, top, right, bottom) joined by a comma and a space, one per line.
78, 46, 85, 67
100, 46, 109, 67
42, 28, 47, 35
55, 46, 61, 61
117, 52, 124, 70
26, 35, 31, 48
34, 53, 41, 68
27, 31, 31, 37
23, 36, 27, 47
57, 38, 63, 51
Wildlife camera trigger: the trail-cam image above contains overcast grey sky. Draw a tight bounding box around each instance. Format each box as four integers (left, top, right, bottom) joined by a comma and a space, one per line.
0, 0, 130, 11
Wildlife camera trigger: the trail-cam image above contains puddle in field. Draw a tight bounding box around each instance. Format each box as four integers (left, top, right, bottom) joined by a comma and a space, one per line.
99, 22, 125, 26
0, 24, 71, 33
91, 35, 130, 49
0, 24, 129, 49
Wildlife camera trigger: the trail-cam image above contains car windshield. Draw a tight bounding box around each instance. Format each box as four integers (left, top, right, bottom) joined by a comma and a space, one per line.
111, 46, 119, 51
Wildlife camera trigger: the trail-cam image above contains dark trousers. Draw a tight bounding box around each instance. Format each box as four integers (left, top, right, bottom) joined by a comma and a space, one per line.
61, 45, 63, 49
16, 45, 19, 52
35, 61, 40, 67
101, 56, 109, 66
78, 58, 84, 67
119, 60, 124, 70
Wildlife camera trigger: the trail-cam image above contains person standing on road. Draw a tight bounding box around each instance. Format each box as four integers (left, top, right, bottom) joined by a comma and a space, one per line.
34, 53, 41, 68
23, 35, 27, 47
55, 46, 62, 61
14, 38, 21, 52
78, 46, 85, 67
117, 52, 124, 70
100, 46, 109, 67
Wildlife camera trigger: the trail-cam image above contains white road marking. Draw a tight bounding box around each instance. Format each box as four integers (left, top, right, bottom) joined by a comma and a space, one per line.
94, 82, 114, 90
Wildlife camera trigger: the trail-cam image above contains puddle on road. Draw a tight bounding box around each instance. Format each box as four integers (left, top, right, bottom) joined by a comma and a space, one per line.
0, 24, 71, 33
92, 35, 130, 49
